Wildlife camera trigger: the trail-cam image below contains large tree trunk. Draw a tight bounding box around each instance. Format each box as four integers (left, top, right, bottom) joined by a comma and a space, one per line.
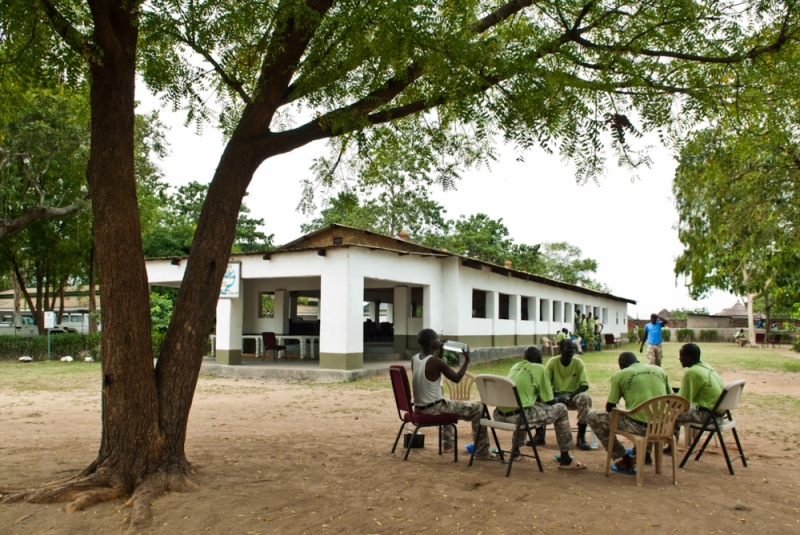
84, 4, 165, 491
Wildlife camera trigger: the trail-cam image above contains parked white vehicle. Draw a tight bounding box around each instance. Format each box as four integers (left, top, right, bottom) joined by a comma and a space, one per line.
0, 313, 39, 337
56, 312, 100, 335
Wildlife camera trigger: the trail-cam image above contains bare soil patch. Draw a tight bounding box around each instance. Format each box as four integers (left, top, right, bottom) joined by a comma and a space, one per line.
1, 370, 799, 534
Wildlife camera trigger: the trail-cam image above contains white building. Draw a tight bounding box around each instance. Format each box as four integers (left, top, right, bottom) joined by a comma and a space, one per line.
145, 224, 634, 370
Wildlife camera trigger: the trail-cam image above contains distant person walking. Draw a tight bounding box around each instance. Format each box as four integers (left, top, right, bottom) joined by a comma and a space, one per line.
631, 322, 641, 344
639, 313, 668, 367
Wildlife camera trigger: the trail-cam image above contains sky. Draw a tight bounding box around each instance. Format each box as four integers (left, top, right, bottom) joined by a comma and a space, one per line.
136, 88, 737, 320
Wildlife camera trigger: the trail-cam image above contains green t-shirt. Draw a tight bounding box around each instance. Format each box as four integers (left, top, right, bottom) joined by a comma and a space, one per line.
499, 360, 553, 412
608, 363, 672, 423
555, 332, 568, 343
678, 361, 724, 412
546, 356, 589, 394
587, 317, 595, 332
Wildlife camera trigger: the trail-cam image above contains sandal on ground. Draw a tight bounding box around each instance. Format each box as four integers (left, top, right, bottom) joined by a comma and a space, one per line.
610, 463, 636, 476
558, 459, 587, 470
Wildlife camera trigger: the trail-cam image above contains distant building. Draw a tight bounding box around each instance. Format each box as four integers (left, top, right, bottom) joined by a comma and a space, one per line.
146, 224, 634, 371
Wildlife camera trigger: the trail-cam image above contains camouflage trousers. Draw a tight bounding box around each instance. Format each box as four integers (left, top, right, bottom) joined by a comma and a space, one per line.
587, 409, 647, 459
560, 392, 593, 424
493, 402, 574, 452
647, 344, 663, 367
416, 399, 489, 456
675, 405, 721, 440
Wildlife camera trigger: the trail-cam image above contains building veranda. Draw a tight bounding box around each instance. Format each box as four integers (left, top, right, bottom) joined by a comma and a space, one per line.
145, 225, 634, 372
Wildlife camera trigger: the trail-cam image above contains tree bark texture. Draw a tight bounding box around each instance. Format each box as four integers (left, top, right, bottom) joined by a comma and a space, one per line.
84, 2, 164, 485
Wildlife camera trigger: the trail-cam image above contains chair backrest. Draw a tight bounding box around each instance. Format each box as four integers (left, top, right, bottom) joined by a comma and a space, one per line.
768, 333, 780, 343
542, 337, 552, 348
262, 331, 278, 348
475, 374, 520, 409
604, 333, 615, 344
715, 380, 746, 412
755, 332, 765, 343
628, 395, 688, 439
443, 371, 476, 401
389, 365, 413, 418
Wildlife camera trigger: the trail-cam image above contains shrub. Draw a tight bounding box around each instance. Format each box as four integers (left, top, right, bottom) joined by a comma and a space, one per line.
0, 333, 104, 361
699, 329, 719, 342
676, 329, 695, 343
85, 332, 102, 361
661, 328, 671, 342
152, 331, 165, 357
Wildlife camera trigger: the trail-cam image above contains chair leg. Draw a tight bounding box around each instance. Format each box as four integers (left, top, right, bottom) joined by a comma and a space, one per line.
694, 428, 717, 461
452, 424, 458, 462
468, 426, 480, 467
654, 441, 663, 475
403, 426, 422, 461
731, 426, 747, 468
716, 428, 735, 475
635, 438, 645, 486
525, 426, 543, 472
670, 437, 678, 484
438, 426, 442, 455
489, 426, 504, 461
605, 434, 615, 477
392, 422, 407, 453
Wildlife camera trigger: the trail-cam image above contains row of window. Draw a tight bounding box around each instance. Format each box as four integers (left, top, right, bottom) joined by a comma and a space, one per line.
472, 289, 619, 323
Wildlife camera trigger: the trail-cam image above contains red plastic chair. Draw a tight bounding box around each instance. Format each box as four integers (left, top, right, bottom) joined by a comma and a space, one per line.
767, 334, 781, 348
604, 333, 618, 349
755, 333, 766, 347
261, 332, 286, 361
389, 365, 458, 461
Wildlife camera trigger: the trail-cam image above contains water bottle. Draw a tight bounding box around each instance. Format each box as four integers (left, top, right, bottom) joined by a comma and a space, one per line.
590, 428, 599, 449
442, 341, 469, 354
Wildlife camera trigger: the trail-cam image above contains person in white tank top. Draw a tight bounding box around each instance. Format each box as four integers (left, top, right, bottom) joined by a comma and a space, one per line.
410, 329, 490, 457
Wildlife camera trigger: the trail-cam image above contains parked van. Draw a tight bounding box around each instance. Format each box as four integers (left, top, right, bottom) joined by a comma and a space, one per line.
0, 313, 39, 337
57, 312, 100, 335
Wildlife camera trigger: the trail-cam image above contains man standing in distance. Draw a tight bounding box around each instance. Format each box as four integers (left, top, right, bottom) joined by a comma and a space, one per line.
545, 340, 593, 450
587, 352, 672, 474
640, 313, 668, 366
411, 329, 490, 457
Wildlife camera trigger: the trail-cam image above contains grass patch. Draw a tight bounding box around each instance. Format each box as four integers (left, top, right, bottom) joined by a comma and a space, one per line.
0, 361, 101, 392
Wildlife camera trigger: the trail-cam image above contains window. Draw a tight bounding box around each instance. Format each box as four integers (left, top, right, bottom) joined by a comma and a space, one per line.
259, 292, 275, 318
472, 289, 487, 318
498, 293, 510, 320
22, 316, 36, 326
539, 299, 549, 321
332, 236, 343, 245
70, 314, 83, 323
616, 311, 619, 324
553, 300, 562, 322
521, 297, 529, 321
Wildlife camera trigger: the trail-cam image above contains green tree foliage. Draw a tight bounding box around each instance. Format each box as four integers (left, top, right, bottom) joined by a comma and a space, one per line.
0, 86, 90, 240
143, 181, 275, 257
149, 291, 175, 334
674, 128, 800, 342
669, 307, 710, 320
536, 242, 609, 292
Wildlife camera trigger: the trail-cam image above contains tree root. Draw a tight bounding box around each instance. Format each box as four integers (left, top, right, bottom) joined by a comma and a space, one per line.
122, 469, 199, 534
1, 467, 198, 534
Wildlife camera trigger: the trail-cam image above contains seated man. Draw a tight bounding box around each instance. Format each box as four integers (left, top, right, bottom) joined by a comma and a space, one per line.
666, 343, 724, 453
555, 328, 570, 349
411, 329, 490, 457
494, 346, 586, 470
587, 351, 671, 474
734, 329, 747, 347
544, 340, 593, 450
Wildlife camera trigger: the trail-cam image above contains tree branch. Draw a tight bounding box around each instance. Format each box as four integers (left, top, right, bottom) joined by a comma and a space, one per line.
39, 0, 93, 59
0, 203, 88, 241
473, 0, 533, 34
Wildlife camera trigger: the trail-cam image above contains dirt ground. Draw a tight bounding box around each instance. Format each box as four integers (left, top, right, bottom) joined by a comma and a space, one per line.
1, 368, 799, 535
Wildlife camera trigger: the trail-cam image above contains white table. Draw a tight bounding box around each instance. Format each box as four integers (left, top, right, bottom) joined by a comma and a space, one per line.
209, 334, 264, 358
275, 335, 319, 359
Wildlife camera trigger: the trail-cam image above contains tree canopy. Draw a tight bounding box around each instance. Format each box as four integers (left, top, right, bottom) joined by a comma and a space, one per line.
2, 1, 799, 530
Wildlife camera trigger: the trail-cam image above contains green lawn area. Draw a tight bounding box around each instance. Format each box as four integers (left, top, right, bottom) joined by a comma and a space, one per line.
0, 360, 102, 392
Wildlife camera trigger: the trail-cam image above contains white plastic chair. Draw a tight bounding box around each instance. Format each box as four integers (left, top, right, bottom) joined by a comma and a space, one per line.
468, 375, 543, 477
680, 380, 747, 475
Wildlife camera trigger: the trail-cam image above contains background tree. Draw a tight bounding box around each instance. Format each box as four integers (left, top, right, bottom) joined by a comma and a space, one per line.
674, 128, 800, 344
535, 242, 609, 292
0, 86, 90, 240
1, 1, 798, 531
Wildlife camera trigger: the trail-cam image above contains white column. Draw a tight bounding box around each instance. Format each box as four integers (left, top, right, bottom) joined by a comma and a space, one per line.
512, 294, 522, 345
393, 286, 410, 353
319, 252, 364, 370
386, 303, 394, 323
215, 297, 243, 365
274, 290, 289, 334
422, 284, 443, 335
368, 301, 378, 322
